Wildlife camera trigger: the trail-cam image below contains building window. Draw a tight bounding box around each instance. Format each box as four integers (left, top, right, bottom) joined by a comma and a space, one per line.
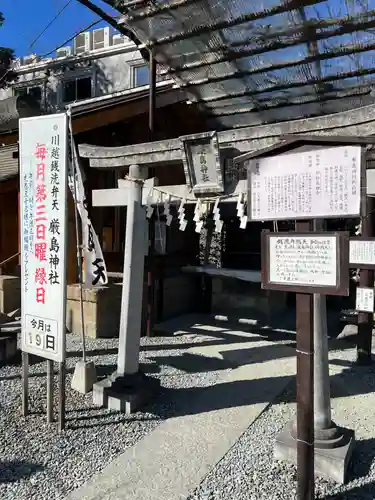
133, 65, 149, 87
62, 76, 92, 103
14, 85, 42, 103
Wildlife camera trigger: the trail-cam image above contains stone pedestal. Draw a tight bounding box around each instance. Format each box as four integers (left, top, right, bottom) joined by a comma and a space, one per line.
274, 422, 355, 484
66, 282, 122, 338
0, 276, 21, 314
274, 292, 355, 484
93, 371, 160, 414
71, 360, 97, 394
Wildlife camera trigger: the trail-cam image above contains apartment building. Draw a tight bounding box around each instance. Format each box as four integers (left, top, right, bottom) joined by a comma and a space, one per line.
0, 27, 157, 112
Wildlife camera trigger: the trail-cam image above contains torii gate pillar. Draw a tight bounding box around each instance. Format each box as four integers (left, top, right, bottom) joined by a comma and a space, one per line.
92, 165, 160, 413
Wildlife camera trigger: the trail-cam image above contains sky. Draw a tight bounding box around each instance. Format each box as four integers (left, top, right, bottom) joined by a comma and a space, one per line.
0, 0, 119, 58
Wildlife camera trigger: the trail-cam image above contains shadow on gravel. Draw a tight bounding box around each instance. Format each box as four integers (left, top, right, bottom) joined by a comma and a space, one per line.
150, 342, 296, 373
323, 479, 375, 499
0, 461, 44, 483
345, 437, 375, 482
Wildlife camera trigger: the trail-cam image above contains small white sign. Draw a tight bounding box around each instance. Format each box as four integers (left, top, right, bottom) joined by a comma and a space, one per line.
269, 235, 337, 287
248, 145, 361, 221
356, 287, 375, 313
350, 239, 375, 267
19, 113, 68, 363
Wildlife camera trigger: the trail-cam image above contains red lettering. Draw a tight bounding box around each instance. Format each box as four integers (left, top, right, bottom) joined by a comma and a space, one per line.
35, 267, 47, 285
36, 224, 46, 240
36, 183, 47, 202
36, 287, 46, 304
34, 242, 47, 262
35, 143, 47, 162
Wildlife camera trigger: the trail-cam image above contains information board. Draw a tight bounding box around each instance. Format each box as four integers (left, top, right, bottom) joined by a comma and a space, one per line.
356, 287, 375, 313
19, 113, 68, 363
247, 146, 362, 221
261, 231, 349, 295
349, 238, 375, 269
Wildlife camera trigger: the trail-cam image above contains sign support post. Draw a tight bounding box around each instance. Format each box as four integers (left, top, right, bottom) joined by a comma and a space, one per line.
46, 359, 54, 423
295, 220, 314, 500
357, 192, 374, 365
21, 352, 29, 417
58, 361, 66, 432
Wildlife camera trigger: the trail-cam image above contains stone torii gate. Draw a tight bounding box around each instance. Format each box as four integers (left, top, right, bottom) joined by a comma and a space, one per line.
86, 137, 247, 413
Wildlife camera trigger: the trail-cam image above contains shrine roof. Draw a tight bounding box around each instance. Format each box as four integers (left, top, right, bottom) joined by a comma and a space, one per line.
104, 0, 375, 130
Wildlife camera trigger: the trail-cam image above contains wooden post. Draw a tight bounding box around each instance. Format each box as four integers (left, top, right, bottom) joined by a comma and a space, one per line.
295, 220, 314, 500
357, 193, 374, 364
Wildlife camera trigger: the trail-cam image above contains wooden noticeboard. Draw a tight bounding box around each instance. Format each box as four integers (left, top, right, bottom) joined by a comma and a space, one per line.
261, 231, 350, 296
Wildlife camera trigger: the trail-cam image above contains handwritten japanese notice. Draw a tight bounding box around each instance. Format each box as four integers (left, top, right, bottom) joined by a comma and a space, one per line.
349, 239, 375, 268
268, 235, 337, 287
356, 287, 375, 313
247, 146, 362, 221
19, 113, 68, 363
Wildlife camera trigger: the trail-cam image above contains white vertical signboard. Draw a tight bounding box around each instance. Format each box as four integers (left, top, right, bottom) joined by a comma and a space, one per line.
19, 113, 68, 363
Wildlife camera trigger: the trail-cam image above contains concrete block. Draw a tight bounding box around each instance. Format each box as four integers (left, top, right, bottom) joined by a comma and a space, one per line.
0, 276, 21, 314
0, 334, 18, 365
92, 372, 161, 414
274, 423, 355, 484
71, 360, 97, 394
66, 283, 122, 338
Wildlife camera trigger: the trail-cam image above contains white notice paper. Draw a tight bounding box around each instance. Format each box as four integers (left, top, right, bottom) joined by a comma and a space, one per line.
349, 240, 375, 267
248, 146, 361, 221
269, 235, 337, 287
356, 287, 375, 313
19, 113, 68, 363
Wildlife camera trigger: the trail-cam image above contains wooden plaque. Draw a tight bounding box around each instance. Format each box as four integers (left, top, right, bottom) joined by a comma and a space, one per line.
261, 231, 350, 296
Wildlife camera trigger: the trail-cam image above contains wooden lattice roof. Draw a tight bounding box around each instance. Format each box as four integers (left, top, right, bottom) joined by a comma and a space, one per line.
103, 0, 375, 129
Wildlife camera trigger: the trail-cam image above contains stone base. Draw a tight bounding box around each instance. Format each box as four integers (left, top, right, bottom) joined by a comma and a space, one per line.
274, 422, 355, 484
92, 371, 161, 414
71, 360, 97, 394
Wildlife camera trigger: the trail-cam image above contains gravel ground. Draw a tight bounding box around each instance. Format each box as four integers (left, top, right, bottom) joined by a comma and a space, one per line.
187, 346, 375, 500
0, 332, 229, 500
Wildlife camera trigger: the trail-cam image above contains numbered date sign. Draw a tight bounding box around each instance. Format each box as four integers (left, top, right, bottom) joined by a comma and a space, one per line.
19, 113, 68, 363
261, 231, 350, 296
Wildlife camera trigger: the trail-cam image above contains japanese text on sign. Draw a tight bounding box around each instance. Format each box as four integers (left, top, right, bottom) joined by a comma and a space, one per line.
269, 235, 337, 287
356, 287, 375, 313
247, 146, 361, 221
19, 114, 68, 363
349, 239, 375, 267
